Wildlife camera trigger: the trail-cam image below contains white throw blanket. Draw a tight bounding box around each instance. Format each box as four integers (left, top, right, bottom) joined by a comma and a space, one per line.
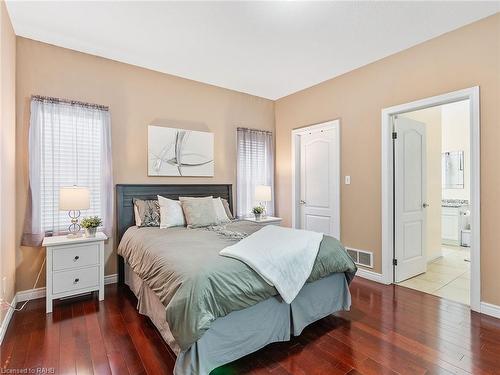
219, 225, 323, 303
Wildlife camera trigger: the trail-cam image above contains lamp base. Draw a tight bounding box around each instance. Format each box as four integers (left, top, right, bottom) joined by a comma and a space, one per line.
260, 202, 267, 219
67, 210, 82, 238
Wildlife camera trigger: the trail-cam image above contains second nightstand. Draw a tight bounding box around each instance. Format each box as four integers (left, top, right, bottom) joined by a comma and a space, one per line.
42, 232, 107, 313
243, 216, 283, 226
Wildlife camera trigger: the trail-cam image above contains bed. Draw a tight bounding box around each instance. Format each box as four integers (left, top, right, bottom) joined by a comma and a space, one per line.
116, 184, 356, 375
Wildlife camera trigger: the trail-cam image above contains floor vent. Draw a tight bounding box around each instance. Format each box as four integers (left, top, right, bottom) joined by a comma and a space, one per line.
346, 247, 373, 268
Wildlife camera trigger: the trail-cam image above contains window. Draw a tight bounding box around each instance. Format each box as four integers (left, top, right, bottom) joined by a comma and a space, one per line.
236, 127, 274, 218
22, 96, 112, 245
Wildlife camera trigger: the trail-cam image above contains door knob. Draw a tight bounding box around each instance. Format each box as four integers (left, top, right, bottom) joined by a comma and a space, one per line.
423, 203, 429, 208
299, 200, 306, 205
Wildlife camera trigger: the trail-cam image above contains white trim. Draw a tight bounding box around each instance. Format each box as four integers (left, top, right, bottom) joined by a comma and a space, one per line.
355, 268, 387, 284
15, 273, 118, 303
381, 86, 481, 312
0, 294, 17, 345
16, 287, 46, 302
481, 302, 500, 320
291, 119, 341, 240
469, 87, 481, 313
104, 273, 118, 285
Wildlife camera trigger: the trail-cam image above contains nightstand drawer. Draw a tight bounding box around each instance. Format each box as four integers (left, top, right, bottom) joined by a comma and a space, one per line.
53, 266, 99, 294
52, 243, 99, 271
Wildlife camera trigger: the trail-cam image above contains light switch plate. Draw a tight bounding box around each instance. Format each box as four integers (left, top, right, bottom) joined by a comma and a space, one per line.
345, 176, 351, 185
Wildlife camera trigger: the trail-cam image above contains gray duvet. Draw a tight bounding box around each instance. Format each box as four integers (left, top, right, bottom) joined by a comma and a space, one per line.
117, 221, 356, 351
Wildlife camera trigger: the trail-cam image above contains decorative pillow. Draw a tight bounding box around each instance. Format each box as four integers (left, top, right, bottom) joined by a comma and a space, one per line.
221, 198, 234, 220
133, 198, 160, 227
179, 196, 218, 228
213, 197, 230, 224
158, 195, 185, 228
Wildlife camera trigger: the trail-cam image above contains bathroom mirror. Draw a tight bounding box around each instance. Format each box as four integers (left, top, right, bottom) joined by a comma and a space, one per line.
442, 151, 464, 189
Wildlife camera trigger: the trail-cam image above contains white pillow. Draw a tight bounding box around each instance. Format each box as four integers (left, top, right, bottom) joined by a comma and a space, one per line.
157, 195, 186, 228
213, 197, 230, 224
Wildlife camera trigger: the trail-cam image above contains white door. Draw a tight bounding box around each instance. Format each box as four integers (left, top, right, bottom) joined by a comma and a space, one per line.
394, 117, 427, 282
299, 126, 339, 238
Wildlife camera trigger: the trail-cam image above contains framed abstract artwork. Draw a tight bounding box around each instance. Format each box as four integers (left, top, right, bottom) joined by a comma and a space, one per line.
148, 125, 214, 176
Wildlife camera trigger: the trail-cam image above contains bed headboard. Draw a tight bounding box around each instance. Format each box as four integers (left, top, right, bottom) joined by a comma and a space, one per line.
115, 183, 233, 283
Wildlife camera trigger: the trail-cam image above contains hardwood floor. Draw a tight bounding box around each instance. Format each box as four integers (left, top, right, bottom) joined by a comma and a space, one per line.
2, 277, 500, 374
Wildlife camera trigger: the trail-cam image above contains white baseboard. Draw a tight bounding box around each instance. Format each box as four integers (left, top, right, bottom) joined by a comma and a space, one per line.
0, 294, 17, 345
17, 273, 118, 303
481, 302, 500, 320
16, 286, 46, 302
104, 273, 118, 285
355, 268, 386, 284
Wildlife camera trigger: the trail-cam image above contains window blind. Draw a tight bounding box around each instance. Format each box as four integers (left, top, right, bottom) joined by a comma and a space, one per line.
40, 110, 103, 232
23, 96, 113, 245
236, 127, 274, 217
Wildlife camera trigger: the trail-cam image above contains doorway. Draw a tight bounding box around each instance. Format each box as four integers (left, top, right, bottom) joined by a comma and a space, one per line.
381, 87, 480, 311
291, 120, 340, 239
394, 101, 471, 305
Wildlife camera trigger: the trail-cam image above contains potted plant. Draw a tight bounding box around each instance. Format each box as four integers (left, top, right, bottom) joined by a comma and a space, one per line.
252, 206, 265, 221
81, 216, 102, 238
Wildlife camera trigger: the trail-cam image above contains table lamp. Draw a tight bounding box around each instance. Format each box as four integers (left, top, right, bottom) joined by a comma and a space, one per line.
59, 186, 90, 238
255, 185, 272, 218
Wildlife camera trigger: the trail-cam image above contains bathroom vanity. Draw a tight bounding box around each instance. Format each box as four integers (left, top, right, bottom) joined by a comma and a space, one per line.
441, 200, 469, 246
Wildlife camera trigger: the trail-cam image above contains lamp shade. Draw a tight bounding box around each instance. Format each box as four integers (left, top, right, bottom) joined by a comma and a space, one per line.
59, 186, 90, 211
255, 185, 272, 202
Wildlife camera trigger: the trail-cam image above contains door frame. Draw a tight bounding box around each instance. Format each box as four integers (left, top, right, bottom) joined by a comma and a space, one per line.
381, 86, 480, 312
291, 119, 340, 240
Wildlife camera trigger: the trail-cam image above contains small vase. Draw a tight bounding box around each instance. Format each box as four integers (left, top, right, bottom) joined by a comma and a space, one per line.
254, 213, 261, 221
84, 227, 97, 238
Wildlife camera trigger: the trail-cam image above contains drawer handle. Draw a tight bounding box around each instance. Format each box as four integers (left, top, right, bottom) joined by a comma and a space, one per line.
74, 278, 80, 284
74, 256, 80, 261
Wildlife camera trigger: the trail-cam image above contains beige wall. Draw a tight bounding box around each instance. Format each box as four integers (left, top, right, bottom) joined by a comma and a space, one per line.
15, 37, 275, 291
275, 14, 500, 305
442, 100, 470, 201
9, 11, 500, 307
0, 0, 16, 326
401, 107, 442, 262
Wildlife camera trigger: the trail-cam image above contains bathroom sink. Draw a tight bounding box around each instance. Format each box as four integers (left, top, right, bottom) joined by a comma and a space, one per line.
441, 199, 469, 208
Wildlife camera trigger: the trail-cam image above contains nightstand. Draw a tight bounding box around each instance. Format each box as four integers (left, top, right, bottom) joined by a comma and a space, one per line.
42, 232, 107, 313
243, 216, 283, 226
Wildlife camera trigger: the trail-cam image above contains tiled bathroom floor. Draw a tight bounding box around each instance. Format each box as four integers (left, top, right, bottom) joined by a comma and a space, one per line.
397, 246, 470, 305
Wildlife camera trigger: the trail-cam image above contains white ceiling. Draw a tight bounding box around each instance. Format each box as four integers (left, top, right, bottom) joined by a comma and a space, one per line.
6, 1, 499, 100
